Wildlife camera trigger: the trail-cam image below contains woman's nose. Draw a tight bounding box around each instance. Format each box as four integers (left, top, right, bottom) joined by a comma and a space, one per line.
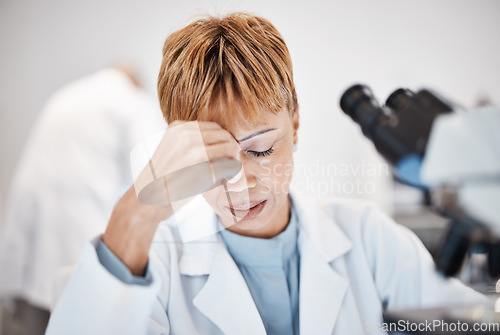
225, 155, 257, 192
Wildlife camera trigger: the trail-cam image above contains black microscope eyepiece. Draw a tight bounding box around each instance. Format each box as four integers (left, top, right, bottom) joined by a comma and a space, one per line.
385, 88, 416, 112
340, 84, 384, 139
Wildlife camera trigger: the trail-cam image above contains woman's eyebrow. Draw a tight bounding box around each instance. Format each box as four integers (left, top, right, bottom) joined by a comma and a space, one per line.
237, 128, 277, 142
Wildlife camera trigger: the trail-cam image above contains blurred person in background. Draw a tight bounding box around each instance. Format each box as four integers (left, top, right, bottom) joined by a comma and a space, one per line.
0, 65, 164, 335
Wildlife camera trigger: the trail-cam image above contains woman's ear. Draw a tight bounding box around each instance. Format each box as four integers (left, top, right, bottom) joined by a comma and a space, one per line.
292, 106, 299, 145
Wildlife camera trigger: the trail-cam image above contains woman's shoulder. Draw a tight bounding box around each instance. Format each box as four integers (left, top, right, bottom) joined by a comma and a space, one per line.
292, 193, 411, 254
293, 193, 394, 230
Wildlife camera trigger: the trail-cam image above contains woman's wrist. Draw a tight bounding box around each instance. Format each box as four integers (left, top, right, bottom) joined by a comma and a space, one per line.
102, 218, 159, 276
102, 186, 174, 276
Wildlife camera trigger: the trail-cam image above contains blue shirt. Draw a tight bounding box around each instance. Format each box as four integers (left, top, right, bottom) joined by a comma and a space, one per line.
96, 239, 153, 286
96, 206, 300, 335
219, 207, 300, 335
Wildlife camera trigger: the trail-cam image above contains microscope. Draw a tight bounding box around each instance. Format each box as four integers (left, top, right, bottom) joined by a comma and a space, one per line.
340, 84, 500, 334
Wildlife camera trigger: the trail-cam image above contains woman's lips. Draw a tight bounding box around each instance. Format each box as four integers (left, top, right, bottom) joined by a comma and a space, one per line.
228, 200, 267, 219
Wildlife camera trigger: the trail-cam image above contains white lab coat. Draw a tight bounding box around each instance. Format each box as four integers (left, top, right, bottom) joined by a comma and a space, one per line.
0, 68, 164, 310
46, 193, 485, 335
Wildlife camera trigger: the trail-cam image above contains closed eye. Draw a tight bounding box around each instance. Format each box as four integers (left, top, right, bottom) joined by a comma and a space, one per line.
246, 147, 274, 157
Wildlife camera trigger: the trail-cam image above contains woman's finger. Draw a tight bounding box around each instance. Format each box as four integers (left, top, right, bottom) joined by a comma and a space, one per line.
204, 141, 241, 161
200, 128, 237, 145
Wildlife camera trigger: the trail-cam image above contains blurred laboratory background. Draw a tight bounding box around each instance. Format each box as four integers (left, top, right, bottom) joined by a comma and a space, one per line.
0, 0, 499, 334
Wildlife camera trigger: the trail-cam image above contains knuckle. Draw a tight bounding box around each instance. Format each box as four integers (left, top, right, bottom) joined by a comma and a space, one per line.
208, 121, 222, 127
200, 121, 220, 128
168, 120, 185, 128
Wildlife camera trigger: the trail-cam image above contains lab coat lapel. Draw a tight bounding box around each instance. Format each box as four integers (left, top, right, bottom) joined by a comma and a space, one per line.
299, 236, 349, 334
292, 194, 352, 335
178, 194, 353, 334
192, 243, 266, 335
177, 197, 266, 335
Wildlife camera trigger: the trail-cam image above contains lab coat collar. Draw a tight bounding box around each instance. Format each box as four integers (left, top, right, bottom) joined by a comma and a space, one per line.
291, 193, 352, 334
192, 242, 267, 334
175, 197, 266, 334
176, 192, 353, 335
290, 193, 352, 263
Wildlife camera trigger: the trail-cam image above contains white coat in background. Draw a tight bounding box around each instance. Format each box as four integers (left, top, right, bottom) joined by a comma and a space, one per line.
0, 68, 165, 310
46, 193, 486, 335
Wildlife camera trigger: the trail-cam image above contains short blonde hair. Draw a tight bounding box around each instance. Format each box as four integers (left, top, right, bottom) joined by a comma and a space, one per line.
157, 12, 297, 127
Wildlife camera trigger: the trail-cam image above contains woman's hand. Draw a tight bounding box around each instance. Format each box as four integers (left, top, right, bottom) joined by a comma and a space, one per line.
102, 121, 241, 276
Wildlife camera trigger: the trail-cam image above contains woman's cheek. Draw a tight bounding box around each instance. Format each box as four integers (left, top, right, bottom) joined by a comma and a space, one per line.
259, 157, 293, 195
276, 160, 294, 194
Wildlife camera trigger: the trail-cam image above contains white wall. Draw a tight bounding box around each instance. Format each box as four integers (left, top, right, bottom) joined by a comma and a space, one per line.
1, 0, 499, 217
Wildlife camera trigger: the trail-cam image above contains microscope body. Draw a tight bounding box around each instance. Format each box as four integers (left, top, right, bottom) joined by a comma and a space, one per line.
340, 85, 500, 278
340, 84, 500, 333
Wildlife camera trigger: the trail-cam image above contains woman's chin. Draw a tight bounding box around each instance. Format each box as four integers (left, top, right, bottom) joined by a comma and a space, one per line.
220, 206, 271, 232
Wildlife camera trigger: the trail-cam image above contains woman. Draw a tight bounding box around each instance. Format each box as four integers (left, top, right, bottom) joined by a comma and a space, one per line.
46, 13, 485, 335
